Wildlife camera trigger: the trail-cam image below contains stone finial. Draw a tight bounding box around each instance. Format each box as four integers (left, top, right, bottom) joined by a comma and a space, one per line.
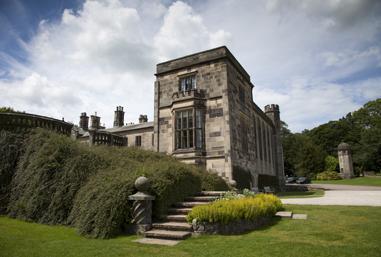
135, 176, 151, 193
128, 176, 155, 234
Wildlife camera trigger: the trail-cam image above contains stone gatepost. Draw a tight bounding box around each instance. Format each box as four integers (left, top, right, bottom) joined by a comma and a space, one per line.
128, 176, 155, 234
338, 142, 354, 179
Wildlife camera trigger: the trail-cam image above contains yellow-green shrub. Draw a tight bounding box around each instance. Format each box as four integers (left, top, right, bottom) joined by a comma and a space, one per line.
316, 171, 342, 180
186, 194, 283, 224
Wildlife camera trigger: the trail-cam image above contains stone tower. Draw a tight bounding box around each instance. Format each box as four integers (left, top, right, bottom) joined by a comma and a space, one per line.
90, 112, 101, 130
113, 106, 125, 127
338, 142, 354, 179
265, 104, 285, 186
79, 112, 89, 131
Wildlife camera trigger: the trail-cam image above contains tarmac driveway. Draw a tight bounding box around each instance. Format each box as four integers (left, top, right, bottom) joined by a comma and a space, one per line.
282, 184, 381, 206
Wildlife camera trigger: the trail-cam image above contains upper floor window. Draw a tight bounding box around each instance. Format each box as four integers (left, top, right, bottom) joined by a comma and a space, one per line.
239, 86, 245, 103
175, 109, 204, 150
179, 75, 196, 92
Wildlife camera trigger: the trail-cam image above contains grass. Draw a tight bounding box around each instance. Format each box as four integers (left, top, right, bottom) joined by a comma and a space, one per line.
1, 205, 381, 257
277, 190, 325, 199
312, 176, 381, 187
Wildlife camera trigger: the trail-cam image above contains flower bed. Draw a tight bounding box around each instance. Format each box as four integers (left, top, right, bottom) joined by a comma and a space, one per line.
187, 193, 283, 234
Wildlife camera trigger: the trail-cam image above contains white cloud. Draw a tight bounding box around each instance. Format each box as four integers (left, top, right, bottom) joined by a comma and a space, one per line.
154, 1, 231, 61
0, 0, 380, 132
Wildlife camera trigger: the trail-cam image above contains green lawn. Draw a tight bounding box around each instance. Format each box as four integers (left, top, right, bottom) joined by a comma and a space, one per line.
277, 190, 324, 198
1, 205, 381, 257
312, 176, 381, 187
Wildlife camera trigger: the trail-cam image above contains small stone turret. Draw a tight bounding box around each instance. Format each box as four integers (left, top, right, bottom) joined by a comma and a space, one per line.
113, 106, 125, 127
79, 112, 89, 130
338, 142, 354, 179
90, 112, 101, 130
264, 104, 285, 187
139, 114, 148, 123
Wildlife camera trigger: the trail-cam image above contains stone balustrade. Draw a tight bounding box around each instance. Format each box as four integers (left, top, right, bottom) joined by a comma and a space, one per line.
0, 112, 73, 135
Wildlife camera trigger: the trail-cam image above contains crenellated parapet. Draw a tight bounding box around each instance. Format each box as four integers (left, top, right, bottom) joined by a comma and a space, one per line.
0, 112, 73, 135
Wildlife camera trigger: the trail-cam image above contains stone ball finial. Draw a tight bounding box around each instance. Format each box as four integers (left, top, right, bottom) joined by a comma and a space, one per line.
338, 142, 350, 151
134, 176, 150, 192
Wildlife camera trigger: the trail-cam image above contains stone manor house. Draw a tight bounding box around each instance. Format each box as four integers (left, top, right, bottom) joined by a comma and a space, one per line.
74, 46, 285, 188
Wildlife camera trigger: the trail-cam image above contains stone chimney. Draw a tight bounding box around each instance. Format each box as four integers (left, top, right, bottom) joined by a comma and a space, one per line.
79, 112, 89, 130
90, 112, 101, 130
139, 114, 148, 123
113, 106, 125, 127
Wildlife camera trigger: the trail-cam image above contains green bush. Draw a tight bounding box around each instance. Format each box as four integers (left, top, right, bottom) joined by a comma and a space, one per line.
7, 129, 107, 224
5, 129, 228, 238
187, 194, 283, 224
0, 130, 24, 213
316, 171, 342, 180
199, 170, 230, 191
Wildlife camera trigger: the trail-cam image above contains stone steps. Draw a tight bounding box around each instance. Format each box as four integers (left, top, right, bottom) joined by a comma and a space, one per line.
173, 201, 210, 208
145, 229, 192, 240
168, 208, 192, 214
198, 191, 227, 197
141, 191, 224, 245
184, 196, 219, 202
163, 214, 187, 222
152, 221, 192, 231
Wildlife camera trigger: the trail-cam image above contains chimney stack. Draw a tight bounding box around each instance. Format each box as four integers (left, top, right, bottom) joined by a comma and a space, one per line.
113, 106, 125, 127
79, 112, 89, 130
90, 112, 101, 129
139, 114, 148, 123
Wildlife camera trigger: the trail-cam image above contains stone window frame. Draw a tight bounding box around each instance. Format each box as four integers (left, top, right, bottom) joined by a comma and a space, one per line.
178, 72, 197, 92
135, 135, 142, 147
174, 107, 205, 151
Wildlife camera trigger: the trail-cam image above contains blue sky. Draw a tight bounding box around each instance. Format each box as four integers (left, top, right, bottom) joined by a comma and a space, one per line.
1, 0, 380, 132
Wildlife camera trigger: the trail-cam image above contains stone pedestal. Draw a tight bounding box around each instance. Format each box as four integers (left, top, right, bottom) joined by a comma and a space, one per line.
128, 176, 155, 234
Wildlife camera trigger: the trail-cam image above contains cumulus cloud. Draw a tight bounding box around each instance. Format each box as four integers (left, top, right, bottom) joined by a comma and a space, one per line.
0, 0, 380, 131
154, 1, 231, 60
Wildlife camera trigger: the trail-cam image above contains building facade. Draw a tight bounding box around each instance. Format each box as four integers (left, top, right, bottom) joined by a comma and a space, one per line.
75, 46, 285, 188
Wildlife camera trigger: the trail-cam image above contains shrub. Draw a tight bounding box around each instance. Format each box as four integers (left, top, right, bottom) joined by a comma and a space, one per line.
258, 174, 279, 190
325, 155, 339, 171
7, 129, 107, 224
0, 130, 24, 213
316, 171, 342, 180
198, 170, 229, 191
6, 129, 228, 238
187, 194, 283, 224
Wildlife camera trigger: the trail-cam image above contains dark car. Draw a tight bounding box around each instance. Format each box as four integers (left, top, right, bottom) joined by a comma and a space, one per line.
285, 176, 297, 183
296, 177, 310, 184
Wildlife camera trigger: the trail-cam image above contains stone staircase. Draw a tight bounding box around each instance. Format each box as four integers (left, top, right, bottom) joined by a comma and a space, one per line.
144, 191, 224, 242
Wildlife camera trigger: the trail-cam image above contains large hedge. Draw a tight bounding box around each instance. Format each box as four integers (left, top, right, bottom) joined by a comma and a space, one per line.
3, 129, 228, 238
0, 130, 24, 213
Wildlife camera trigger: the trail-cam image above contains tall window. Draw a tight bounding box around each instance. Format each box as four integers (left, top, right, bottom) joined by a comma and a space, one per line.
240, 118, 248, 153
175, 109, 203, 150
135, 136, 141, 147
179, 75, 196, 92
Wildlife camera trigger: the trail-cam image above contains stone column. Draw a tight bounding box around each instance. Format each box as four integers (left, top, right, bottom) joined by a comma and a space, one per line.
128, 176, 155, 234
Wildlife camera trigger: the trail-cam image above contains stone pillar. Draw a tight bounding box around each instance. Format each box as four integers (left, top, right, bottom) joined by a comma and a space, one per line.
128, 176, 155, 234
338, 142, 354, 179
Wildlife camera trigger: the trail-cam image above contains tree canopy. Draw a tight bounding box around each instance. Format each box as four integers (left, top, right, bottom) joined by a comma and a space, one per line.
283, 98, 381, 177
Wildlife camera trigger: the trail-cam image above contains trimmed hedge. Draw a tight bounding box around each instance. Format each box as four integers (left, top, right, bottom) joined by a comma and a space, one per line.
186, 194, 283, 224
4, 129, 228, 238
316, 171, 342, 180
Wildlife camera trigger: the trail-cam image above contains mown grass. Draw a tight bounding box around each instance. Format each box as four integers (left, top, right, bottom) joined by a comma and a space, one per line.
277, 190, 325, 199
312, 177, 381, 187
1, 205, 380, 257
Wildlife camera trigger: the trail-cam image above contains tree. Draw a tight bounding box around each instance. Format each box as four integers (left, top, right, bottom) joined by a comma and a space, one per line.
325, 155, 338, 171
